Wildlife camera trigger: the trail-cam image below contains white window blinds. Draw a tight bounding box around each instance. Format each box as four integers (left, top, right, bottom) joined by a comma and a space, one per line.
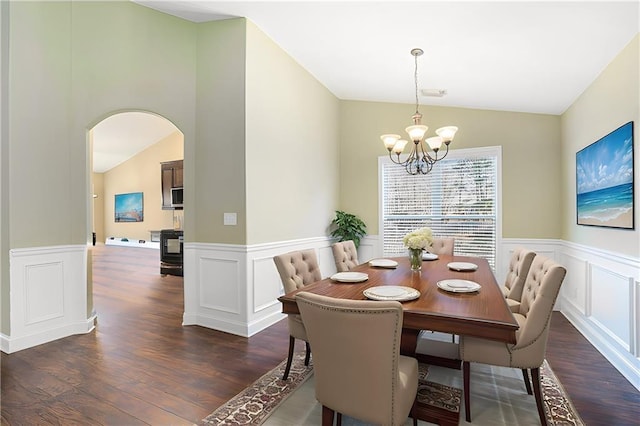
379, 147, 501, 269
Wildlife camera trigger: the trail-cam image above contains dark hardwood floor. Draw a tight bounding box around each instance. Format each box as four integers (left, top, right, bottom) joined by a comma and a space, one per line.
1, 244, 639, 425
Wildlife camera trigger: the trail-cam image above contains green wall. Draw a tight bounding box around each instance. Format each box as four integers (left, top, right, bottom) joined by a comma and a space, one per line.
561, 35, 639, 257
245, 21, 340, 244
339, 101, 562, 238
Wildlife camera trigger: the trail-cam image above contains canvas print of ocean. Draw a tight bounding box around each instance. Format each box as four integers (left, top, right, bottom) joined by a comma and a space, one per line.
576, 121, 634, 229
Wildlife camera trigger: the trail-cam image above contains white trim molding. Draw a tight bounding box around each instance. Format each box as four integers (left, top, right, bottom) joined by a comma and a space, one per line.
2, 245, 95, 354
182, 235, 379, 338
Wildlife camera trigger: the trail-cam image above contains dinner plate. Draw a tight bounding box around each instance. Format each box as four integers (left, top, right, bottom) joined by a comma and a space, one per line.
437, 279, 481, 293
363, 286, 420, 302
422, 252, 439, 261
330, 272, 369, 283
447, 262, 478, 271
369, 259, 399, 268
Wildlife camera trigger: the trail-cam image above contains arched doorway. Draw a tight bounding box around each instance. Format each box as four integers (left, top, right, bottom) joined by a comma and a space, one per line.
89, 111, 184, 313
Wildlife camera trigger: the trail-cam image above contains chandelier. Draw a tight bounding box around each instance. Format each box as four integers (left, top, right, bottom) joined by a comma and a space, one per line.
380, 48, 458, 175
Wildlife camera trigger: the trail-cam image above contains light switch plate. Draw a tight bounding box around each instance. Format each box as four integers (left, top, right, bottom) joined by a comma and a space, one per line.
223, 212, 237, 226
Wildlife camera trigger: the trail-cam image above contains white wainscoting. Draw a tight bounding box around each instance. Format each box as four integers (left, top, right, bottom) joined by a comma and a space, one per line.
182, 236, 379, 338
1, 245, 95, 354
503, 238, 640, 391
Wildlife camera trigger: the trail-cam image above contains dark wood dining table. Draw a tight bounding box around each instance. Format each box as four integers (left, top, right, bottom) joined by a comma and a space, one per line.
278, 254, 518, 426
279, 254, 518, 352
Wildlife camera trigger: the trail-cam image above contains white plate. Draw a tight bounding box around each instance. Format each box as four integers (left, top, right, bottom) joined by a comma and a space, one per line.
369, 259, 398, 268
330, 272, 369, 283
447, 262, 478, 271
422, 252, 439, 261
437, 279, 481, 293
363, 286, 420, 301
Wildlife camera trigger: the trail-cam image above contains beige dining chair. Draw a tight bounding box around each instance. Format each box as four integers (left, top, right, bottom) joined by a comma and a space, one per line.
429, 237, 455, 255
296, 292, 419, 426
460, 254, 566, 425
419, 237, 457, 352
331, 240, 359, 272
502, 247, 536, 312
273, 249, 322, 380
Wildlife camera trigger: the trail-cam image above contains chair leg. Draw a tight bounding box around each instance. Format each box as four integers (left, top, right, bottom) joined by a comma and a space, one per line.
282, 336, 295, 380
522, 368, 533, 395
463, 361, 471, 423
304, 341, 311, 366
321, 405, 335, 426
531, 367, 548, 426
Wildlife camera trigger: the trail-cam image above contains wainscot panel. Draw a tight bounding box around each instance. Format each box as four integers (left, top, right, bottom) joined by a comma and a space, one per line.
1, 245, 95, 354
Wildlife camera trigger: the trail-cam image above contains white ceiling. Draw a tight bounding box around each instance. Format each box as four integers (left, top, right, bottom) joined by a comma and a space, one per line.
92, 112, 178, 173
94, 1, 639, 172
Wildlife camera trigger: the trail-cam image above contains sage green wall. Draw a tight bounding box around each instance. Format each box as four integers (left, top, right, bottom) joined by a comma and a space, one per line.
1, 0, 9, 334
3, 1, 197, 334
339, 101, 562, 238
194, 18, 247, 244
245, 21, 340, 244
561, 34, 639, 257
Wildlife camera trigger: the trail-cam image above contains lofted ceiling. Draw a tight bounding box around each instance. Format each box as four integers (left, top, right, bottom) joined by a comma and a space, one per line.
93, 1, 639, 172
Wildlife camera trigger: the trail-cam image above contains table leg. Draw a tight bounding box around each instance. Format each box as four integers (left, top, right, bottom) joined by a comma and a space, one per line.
401, 328, 419, 356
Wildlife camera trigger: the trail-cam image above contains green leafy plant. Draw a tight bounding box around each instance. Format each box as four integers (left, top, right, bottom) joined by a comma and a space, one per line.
330, 210, 367, 249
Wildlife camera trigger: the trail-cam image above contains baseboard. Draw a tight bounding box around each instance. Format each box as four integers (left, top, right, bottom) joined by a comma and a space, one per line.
561, 301, 640, 391
1, 315, 95, 354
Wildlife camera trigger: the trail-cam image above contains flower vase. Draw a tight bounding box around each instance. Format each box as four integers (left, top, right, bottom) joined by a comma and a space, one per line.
408, 248, 423, 271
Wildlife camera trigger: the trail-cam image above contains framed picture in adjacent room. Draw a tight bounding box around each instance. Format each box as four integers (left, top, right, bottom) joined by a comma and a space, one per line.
115, 192, 144, 222
576, 121, 634, 229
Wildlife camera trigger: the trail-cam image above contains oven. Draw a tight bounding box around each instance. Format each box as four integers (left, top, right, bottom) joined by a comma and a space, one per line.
160, 229, 183, 276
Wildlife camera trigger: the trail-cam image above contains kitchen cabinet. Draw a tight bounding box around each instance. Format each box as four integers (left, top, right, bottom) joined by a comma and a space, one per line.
161, 160, 183, 210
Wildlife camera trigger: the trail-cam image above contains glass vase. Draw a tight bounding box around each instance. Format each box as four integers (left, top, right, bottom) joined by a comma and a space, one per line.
408, 248, 423, 271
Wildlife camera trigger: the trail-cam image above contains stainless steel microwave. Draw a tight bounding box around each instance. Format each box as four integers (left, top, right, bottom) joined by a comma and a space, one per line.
170, 187, 183, 208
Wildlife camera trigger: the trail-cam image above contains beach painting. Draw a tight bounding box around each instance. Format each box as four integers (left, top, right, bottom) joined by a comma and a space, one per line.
115, 192, 144, 222
576, 121, 634, 229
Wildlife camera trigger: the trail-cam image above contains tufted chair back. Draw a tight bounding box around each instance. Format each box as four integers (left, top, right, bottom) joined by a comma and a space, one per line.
458, 254, 566, 424
296, 292, 418, 426
331, 240, 359, 272
430, 238, 455, 255
274, 249, 322, 294
514, 255, 567, 357
273, 249, 322, 380
502, 248, 536, 312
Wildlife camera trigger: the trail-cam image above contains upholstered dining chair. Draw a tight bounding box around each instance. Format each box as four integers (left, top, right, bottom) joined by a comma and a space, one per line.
502, 248, 536, 312
296, 292, 419, 426
331, 240, 359, 272
273, 249, 322, 380
419, 237, 457, 351
460, 254, 566, 425
429, 237, 455, 255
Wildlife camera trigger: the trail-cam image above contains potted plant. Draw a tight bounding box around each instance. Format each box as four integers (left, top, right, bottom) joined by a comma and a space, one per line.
330, 210, 367, 249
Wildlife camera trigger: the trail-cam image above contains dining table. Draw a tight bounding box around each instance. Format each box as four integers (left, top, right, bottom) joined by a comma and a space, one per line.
278, 253, 519, 426
279, 253, 518, 350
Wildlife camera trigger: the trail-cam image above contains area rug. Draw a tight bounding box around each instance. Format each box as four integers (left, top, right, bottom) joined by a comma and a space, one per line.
201, 352, 583, 426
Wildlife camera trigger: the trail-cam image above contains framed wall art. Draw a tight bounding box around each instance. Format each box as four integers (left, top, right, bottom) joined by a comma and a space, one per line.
576, 121, 634, 229
115, 192, 144, 222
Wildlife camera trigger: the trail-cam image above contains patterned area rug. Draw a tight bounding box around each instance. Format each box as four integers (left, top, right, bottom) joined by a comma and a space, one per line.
201, 353, 583, 425
200, 352, 314, 425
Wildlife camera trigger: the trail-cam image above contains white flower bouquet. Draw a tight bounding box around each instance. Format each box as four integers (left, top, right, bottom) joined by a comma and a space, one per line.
402, 227, 434, 250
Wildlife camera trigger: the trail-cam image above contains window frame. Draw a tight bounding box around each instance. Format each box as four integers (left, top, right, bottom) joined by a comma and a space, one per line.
378, 145, 503, 271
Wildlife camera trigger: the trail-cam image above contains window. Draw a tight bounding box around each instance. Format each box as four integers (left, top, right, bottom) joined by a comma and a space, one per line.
379, 146, 501, 269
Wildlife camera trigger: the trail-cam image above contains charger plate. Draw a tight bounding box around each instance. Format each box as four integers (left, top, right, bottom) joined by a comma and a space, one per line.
369, 259, 399, 268
363, 286, 420, 301
330, 272, 369, 283
447, 262, 478, 271
437, 279, 481, 293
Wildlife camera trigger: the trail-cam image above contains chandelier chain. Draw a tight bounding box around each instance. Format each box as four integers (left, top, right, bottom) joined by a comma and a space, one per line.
414, 53, 419, 113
